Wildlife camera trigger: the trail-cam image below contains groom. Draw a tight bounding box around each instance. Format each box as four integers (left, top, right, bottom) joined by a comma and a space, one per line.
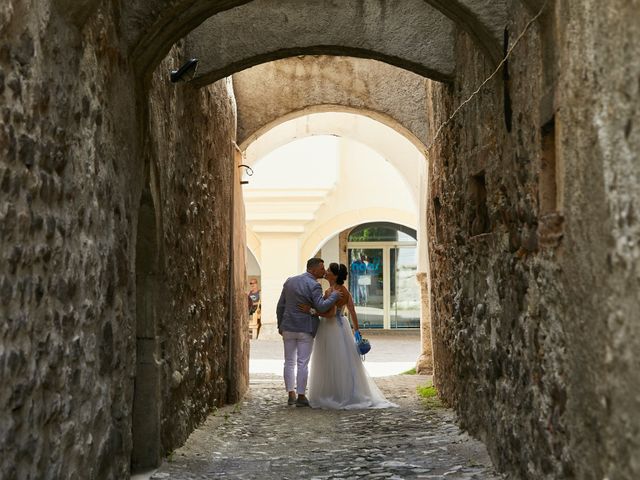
276, 258, 342, 407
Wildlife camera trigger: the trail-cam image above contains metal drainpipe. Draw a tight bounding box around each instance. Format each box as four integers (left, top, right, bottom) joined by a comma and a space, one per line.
225, 142, 235, 404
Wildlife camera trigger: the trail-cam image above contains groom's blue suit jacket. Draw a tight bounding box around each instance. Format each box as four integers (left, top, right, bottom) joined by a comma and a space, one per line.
276, 272, 340, 337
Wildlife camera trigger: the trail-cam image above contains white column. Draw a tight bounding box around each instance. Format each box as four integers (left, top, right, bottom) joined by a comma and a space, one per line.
383, 246, 391, 329
417, 156, 429, 274
257, 233, 302, 339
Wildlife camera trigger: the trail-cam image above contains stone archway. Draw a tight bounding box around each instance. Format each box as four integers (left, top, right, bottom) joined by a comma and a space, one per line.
10, 0, 640, 478
234, 56, 430, 150
242, 111, 427, 203
242, 112, 424, 274
123, 0, 507, 81
184, 0, 455, 84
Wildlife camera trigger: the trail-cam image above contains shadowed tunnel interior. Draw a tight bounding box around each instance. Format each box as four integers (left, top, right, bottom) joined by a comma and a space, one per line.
1, 1, 639, 479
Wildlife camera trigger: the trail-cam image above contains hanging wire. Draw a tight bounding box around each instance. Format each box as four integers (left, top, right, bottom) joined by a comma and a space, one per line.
232, 141, 244, 157
426, 0, 550, 151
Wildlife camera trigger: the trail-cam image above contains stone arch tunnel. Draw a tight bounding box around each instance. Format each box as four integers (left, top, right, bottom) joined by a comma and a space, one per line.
1, 1, 639, 479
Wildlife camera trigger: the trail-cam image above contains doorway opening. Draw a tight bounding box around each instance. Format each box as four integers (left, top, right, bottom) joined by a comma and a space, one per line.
131, 188, 161, 473
346, 222, 419, 329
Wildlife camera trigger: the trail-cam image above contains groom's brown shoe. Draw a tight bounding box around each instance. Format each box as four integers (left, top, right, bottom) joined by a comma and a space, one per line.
287, 396, 296, 406
296, 397, 310, 407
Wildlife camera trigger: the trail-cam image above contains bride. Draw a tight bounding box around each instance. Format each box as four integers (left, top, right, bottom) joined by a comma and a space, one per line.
299, 262, 396, 409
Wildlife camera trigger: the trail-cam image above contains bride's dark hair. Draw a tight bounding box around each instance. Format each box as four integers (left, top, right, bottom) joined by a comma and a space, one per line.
328, 262, 348, 285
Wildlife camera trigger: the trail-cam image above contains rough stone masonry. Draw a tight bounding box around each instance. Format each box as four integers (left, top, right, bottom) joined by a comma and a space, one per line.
0, 5, 248, 479
1, 1, 639, 480
426, 1, 640, 479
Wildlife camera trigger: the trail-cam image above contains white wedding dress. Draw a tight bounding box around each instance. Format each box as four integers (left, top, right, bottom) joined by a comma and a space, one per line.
308, 309, 397, 410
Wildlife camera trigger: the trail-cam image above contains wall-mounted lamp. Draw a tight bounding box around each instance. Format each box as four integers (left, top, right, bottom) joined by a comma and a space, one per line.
170, 58, 199, 83
238, 164, 254, 185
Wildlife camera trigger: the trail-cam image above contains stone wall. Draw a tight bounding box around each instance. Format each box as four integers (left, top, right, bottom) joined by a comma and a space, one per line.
233, 55, 429, 147
0, 3, 249, 478
0, 3, 141, 479
145, 43, 249, 458
426, 1, 640, 479
555, 2, 640, 478
229, 148, 251, 404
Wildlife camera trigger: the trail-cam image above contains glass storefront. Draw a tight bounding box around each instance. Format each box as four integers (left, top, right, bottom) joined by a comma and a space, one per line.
390, 246, 420, 328
348, 248, 384, 328
347, 223, 419, 329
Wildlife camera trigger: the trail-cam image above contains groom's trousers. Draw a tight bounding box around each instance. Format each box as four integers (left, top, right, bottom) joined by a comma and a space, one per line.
282, 331, 314, 394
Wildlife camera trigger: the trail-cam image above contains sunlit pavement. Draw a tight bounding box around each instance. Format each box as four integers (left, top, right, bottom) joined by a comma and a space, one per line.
250, 330, 421, 378
250, 359, 416, 377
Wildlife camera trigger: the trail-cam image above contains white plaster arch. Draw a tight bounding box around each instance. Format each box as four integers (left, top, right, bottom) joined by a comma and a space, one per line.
245, 231, 261, 267
243, 134, 421, 274
245, 245, 261, 277
242, 112, 426, 206
301, 208, 418, 263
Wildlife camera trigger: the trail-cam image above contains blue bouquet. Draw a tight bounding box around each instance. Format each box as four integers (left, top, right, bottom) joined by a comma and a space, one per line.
354, 331, 371, 358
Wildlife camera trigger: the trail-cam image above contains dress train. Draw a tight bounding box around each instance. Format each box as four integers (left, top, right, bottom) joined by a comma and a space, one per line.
308, 312, 396, 409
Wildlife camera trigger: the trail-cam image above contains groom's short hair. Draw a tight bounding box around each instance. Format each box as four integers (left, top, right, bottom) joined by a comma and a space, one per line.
306, 258, 324, 270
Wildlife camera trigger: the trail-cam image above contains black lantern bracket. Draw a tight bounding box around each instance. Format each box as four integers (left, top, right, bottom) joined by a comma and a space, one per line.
170, 58, 199, 83
238, 164, 254, 185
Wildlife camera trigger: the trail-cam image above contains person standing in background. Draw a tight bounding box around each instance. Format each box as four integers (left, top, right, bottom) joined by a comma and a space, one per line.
248, 278, 260, 315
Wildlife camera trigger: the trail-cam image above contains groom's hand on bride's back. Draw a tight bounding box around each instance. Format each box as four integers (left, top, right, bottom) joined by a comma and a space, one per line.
297, 303, 311, 313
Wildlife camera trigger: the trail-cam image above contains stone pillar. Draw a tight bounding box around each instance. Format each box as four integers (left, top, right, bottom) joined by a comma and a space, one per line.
415, 271, 433, 374
415, 156, 433, 374
258, 233, 302, 339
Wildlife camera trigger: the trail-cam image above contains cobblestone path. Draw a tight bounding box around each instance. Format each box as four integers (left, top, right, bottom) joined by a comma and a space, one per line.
150, 374, 503, 480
